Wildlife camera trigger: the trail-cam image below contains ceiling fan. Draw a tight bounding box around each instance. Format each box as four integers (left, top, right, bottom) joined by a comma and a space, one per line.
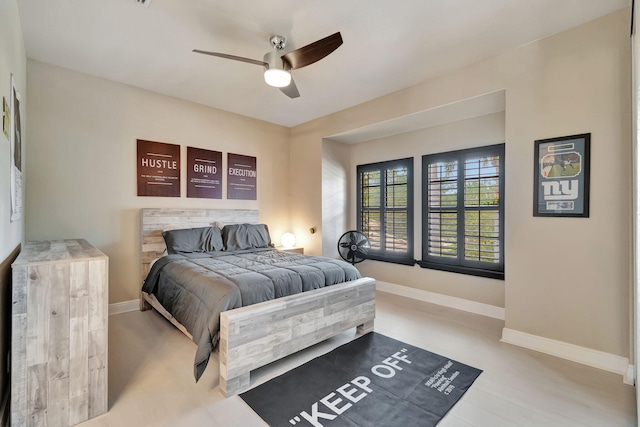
193, 32, 343, 98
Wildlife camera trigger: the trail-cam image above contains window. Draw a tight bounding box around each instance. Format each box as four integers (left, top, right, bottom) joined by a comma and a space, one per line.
420, 144, 505, 279
357, 158, 414, 265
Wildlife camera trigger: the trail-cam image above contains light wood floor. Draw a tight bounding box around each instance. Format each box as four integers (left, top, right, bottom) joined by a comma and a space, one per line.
78, 291, 637, 427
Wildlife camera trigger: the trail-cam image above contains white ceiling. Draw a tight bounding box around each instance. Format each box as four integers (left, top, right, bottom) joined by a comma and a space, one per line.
17, 0, 630, 128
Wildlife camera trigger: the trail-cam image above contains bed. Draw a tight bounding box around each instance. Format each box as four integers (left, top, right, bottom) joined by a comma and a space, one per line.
140, 208, 376, 396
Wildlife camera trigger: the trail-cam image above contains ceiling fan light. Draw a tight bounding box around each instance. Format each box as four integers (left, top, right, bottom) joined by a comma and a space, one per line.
264, 69, 291, 88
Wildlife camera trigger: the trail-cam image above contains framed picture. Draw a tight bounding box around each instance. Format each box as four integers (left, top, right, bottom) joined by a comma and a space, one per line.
227, 153, 257, 200
2, 96, 9, 140
533, 133, 590, 218
136, 139, 181, 197
10, 75, 23, 221
187, 146, 222, 199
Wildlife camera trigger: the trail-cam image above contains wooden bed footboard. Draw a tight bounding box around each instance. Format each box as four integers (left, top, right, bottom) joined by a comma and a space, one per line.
219, 277, 376, 396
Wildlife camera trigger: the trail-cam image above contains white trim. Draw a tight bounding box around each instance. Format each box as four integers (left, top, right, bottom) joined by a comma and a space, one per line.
501, 328, 634, 384
376, 281, 505, 320
626, 364, 636, 386
109, 299, 140, 316
632, 0, 640, 414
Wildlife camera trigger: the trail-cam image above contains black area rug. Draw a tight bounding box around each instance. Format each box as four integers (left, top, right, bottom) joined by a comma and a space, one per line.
240, 332, 482, 427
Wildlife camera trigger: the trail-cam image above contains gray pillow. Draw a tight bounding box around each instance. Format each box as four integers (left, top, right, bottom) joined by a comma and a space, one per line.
162, 226, 224, 254
222, 223, 272, 251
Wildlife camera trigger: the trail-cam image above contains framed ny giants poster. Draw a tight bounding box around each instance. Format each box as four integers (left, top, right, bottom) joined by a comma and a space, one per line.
533, 133, 590, 217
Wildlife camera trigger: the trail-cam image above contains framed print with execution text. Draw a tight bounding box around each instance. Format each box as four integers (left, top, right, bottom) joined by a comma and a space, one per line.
227, 153, 257, 200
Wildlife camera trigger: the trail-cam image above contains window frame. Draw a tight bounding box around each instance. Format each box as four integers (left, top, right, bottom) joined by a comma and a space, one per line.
419, 144, 505, 280
356, 157, 415, 266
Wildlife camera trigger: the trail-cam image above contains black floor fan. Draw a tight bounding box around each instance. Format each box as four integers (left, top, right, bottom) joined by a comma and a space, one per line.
337, 230, 370, 265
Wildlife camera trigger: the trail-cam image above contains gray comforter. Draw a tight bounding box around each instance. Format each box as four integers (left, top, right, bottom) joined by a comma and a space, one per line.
142, 248, 361, 381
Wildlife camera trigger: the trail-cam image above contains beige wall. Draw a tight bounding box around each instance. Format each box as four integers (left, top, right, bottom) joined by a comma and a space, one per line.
503, 11, 631, 356
20, 3, 632, 365
25, 60, 291, 304
1, 0, 26, 253
322, 139, 352, 259
0, 0, 26, 417
292, 9, 632, 358
346, 112, 506, 307
290, 125, 325, 253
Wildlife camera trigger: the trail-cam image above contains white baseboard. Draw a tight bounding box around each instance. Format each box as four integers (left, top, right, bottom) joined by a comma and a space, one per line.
501, 328, 634, 385
111, 287, 635, 385
109, 299, 140, 316
376, 281, 505, 320
625, 364, 635, 386
118, 283, 505, 320
375, 282, 634, 384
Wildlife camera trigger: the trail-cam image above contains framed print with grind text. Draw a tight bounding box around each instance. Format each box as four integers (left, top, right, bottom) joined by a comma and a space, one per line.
533, 133, 590, 218
187, 146, 222, 199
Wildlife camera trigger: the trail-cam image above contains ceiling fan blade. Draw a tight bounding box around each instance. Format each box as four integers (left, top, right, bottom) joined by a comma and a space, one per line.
279, 77, 300, 98
192, 50, 267, 67
281, 32, 343, 70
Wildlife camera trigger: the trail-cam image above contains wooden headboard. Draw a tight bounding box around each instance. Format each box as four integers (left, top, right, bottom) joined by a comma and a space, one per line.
140, 208, 259, 283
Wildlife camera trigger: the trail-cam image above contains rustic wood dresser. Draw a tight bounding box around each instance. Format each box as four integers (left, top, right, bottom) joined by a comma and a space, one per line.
11, 239, 108, 426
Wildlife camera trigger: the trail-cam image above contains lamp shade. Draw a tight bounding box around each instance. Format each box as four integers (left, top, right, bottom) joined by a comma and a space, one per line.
280, 232, 296, 248
264, 69, 291, 88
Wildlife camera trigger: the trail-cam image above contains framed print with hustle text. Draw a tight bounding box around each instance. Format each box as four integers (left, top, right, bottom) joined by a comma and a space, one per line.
533, 133, 590, 218
137, 139, 181, 197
